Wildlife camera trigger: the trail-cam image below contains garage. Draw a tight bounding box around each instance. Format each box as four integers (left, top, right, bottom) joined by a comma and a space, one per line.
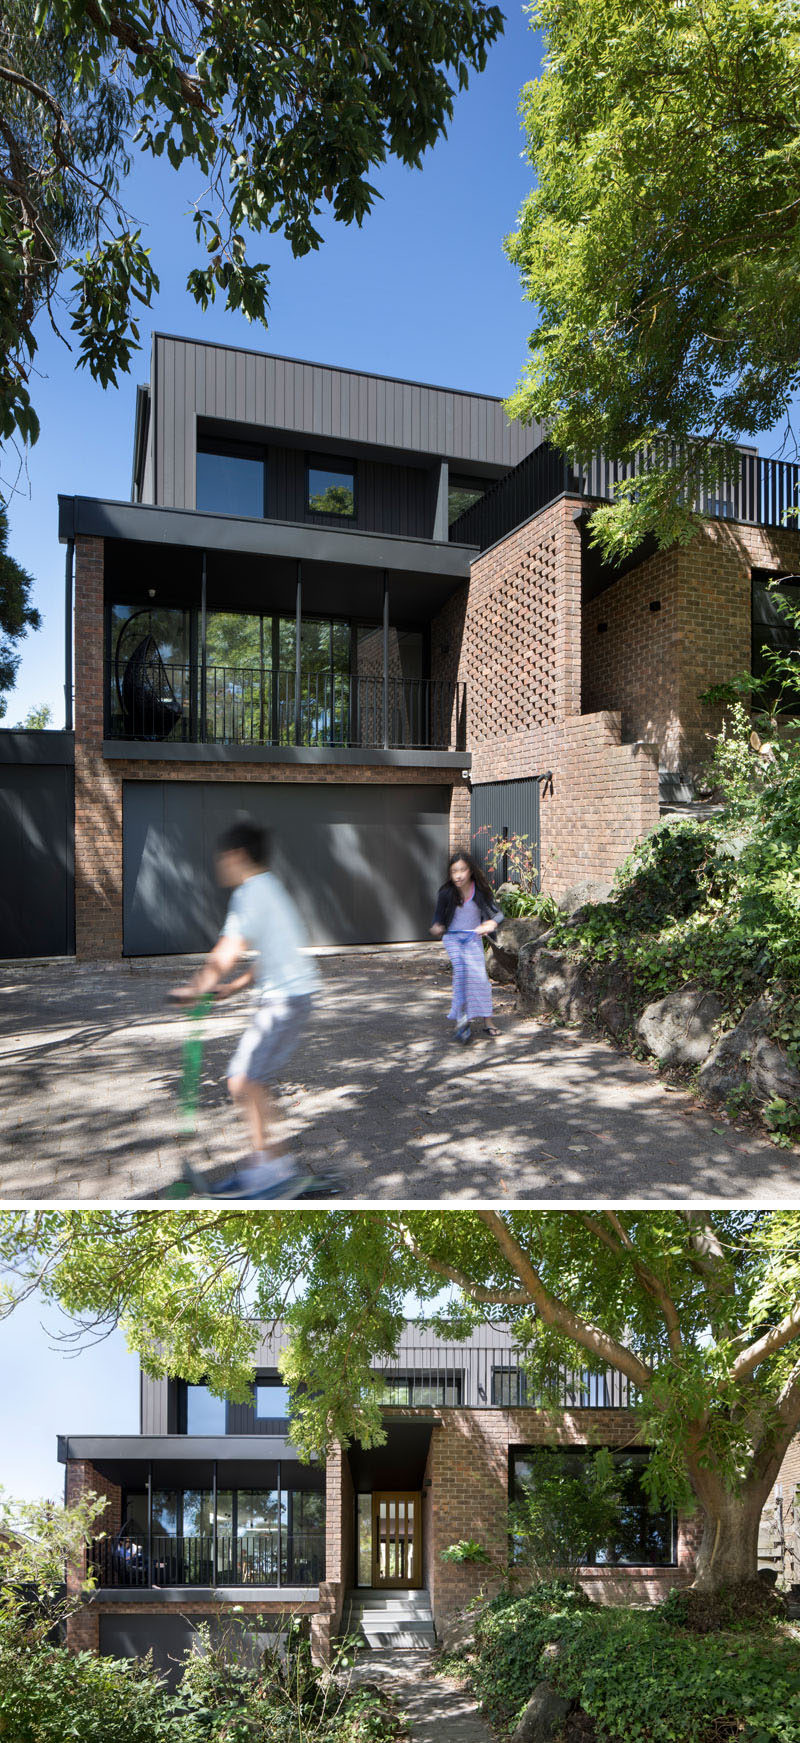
122, 780, 451, 954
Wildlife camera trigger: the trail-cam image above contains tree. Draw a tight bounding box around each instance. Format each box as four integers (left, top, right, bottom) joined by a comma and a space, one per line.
3, 1209, 800, 1591
0, 0, 504, 471
505, 0, 800, 561
0, 504, 39, 719
0, 1487, 107, 1644
13, 703, 52, 729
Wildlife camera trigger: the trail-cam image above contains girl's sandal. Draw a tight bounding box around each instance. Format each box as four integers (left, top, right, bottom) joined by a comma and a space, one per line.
483, 1023, 500, 1037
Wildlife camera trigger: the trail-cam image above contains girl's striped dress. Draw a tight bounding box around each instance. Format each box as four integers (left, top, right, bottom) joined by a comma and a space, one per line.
443, 890, 493, 1021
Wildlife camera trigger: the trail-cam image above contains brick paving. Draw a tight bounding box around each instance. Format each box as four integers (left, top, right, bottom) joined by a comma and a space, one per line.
0, 947, 796, 1201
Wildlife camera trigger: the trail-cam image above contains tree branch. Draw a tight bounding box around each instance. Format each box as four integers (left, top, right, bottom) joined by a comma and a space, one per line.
81, 0, 206, 110
476, 1211, 653, 1391
580, 1212, 683, 1356
396, 1222, 532, 1306
731, 1304, 800, 1383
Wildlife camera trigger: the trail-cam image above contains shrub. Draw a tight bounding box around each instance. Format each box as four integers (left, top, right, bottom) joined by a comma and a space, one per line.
467, 1591, 800, 1743
660, 1580, 786, 1633
509, 1448, 622, 1584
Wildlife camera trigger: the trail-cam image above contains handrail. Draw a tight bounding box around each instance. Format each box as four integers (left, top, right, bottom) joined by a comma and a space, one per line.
88, 1527, 326, 1588
449, 440, 800, 553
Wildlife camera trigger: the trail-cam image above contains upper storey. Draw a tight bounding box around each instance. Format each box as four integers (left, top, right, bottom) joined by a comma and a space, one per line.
132, 334, 544, 540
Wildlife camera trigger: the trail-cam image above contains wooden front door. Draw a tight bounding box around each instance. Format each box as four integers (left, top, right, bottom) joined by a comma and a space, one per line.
371, 1492, 421, 1588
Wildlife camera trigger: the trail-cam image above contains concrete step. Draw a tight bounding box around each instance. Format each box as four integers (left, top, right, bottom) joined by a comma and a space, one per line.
344, 1588, 435, 1650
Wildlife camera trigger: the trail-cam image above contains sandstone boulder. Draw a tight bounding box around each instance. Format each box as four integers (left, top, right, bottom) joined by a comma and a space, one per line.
487, 916, 552, 983
517, 944, 596, 1023
558, 878, 614, 916
634, 985, 723, 1066
699, 992, 800, 1104
510, 1681, 572, 1743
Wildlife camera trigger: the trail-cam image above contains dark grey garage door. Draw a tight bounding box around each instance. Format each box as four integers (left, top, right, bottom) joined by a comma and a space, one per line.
99, 1613, 279, 1686
0, 736, 75, 958
122, 780, 451, 954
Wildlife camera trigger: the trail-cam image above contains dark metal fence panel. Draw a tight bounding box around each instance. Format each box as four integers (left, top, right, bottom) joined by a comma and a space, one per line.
89, 1530, 325, 1589
470, 778, 541, 891
0, 734, 74, 958
450, 439, 800, 553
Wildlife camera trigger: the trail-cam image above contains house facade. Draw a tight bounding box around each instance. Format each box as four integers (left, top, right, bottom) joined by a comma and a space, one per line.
4, 332, 800, 959
61, 1323, 704, 1674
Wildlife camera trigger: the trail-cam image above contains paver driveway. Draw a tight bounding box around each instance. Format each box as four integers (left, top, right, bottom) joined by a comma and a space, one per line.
0, 948, 796, 1200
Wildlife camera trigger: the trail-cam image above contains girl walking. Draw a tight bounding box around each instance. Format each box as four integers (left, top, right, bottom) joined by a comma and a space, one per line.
430, 850, 503, 1043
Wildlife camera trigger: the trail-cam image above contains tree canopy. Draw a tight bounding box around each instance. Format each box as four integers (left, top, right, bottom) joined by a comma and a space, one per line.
0, 503, 39, 717
0, 0, 503, 474
505, 0, 800, 560
3, 1208, 800, 1587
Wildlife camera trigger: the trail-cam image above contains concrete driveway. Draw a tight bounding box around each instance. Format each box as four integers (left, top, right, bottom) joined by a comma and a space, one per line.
0, 947, 796, 1200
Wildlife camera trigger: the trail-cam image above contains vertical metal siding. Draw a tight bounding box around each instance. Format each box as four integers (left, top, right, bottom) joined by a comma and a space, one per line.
152, 336, 542, 504
470, 778, 541, 890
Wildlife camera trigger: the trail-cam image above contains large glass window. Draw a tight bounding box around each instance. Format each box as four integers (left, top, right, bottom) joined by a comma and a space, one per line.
255, 1381, 292, 1422
184, 1384, 227, 1434
492, 1367, 529, 1406
196, 438, 266, 518
357, 1494, 372, 1586
511, 1448, 675, 1566
752, 572, 800, 712
109, 603, 191, 740
307, 459, 356, 518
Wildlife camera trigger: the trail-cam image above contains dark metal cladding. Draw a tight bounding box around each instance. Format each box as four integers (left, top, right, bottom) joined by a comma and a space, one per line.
470, 776, 542, 892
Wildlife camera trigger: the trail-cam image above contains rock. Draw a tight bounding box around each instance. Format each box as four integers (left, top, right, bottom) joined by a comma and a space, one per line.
510, 1680, 572, 1743
557, 878, 614, 916
699, 992, 800, 1104
439, 1604, 488, 1655
487, 916, 552, 983
517, 945, 596, 1023
634, 985, 723, 1066
597, 993, 629, 1038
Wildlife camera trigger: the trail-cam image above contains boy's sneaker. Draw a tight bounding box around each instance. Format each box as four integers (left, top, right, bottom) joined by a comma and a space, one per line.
455, 1018, 472, 1045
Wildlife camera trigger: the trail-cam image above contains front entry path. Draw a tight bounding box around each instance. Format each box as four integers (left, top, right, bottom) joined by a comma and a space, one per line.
0, 948, 796, 1199
350, 1649, 494, 1743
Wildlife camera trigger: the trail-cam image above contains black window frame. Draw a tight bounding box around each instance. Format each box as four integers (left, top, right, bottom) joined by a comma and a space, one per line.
447, 473, 489, 527
177, 1380, 229, 1435
374, 1371, 463, 1406
196, 434, 268, 519
305, 453, 358, 522
509, 1444, 677, 1568
253, 1374, 293, 1429
491, 1366, 529, 1406
751, 568, 800, 714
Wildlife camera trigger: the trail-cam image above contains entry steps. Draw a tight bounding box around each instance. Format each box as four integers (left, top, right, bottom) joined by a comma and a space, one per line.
344, 1589, 436, 1649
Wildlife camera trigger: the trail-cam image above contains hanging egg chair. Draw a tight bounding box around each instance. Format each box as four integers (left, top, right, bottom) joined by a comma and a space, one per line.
114, 613, 185, 740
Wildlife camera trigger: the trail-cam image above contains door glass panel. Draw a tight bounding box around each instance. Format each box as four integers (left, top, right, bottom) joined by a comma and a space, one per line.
358, 1494, 372, 1585
238, 1489, 281, 1583
151, 1491, 178, 1535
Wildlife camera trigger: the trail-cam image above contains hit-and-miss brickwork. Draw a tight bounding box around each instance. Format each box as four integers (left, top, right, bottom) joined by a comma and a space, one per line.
583, 519, 800, 778
433, 496, 660, 896
420, 1408, 699, 1628
72, 537, 466, 958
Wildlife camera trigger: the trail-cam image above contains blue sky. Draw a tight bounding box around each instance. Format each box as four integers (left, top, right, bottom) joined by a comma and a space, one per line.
0, 1291, 138, 1501
4, 3, 544, 725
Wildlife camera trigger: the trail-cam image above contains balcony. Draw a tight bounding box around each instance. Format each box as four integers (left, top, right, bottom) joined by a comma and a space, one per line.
89, 1528, 325, 1589
371, 1343, 637, 1409
107, 662, 467, 753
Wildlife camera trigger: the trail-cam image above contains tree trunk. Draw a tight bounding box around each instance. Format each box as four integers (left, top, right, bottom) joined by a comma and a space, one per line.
691, 1484, 769, 1590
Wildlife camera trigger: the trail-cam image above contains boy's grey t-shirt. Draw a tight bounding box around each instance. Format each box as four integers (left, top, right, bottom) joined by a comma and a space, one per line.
221, 872, 319, 999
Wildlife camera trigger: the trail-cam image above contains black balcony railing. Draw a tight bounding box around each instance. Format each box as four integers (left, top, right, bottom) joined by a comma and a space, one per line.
449, 439, 800, 553
107, 664, 467, 752
371, 1344, 636, 1410
89, 1528, 325, 1589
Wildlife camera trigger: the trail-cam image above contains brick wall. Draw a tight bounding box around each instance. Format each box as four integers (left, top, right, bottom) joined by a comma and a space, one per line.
438, 500, 659, 896
65, 1459, 122, 1595
423, 1409, 698, 1628
73, 537, 465, 958
583, 519, 800, 776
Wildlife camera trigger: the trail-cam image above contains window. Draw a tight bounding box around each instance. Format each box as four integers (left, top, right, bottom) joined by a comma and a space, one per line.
752, 571, 800, 712
510, 1448, 676, 1566
307, 458, 356, 518
255, 1381, 292, 1422
492, 1367, 529, 1406
375, 1373, 462, 1406
448, 475, 488, 526
184, 1384, 227, 1434
196, 438, 267, 518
